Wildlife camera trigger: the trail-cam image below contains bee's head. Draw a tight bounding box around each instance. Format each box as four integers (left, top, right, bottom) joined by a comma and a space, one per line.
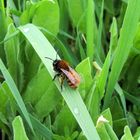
53, 59, 58, 67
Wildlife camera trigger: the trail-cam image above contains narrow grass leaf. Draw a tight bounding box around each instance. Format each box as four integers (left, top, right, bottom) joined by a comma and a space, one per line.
96, 0, 105, 60
109, 18, 118, 53
123, 90, 140, 106
0, 30, 19, 45
96, 17, 117, 101
0, 0, 7, 41
19, 24, 100, 140
103, 0, 140, 109
30, 114, 52, 140
7, 0, 19, 26
97, 48, 111, 99
115, 83, 126, 115
104, 123, 119, 140
67, 0, 87, 32
0, 59, 34, 134
4, 23, 24, 91
12, 116, 29, 140
86, 0, 94, 60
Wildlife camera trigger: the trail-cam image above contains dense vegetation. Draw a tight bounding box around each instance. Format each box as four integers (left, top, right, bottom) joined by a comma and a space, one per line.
0, 0, 140, 140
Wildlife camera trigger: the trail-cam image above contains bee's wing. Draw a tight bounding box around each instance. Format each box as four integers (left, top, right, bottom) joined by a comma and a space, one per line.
61, 67, 80, 85
60, 68, 77, 84
68, 67, 80, 82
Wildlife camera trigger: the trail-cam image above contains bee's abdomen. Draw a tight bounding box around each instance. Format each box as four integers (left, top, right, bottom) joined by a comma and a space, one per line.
67, 78, 77, 88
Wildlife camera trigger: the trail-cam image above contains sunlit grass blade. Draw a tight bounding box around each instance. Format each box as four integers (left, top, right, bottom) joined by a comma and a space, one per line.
86, 0, 94, 60
103, 0, 140, 109
19, 24, 100, 140
0, 59, 34, 134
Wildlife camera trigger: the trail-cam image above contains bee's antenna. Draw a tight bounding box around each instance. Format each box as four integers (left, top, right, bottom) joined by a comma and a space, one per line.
56, 49, 59, 60
45, 57, 54, 61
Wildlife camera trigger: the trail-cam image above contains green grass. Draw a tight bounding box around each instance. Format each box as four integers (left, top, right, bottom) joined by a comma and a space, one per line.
19, 23, 100, 140
0, 0, 140, 139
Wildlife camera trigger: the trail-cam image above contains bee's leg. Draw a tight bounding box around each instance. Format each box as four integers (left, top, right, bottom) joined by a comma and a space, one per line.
53, 73, 60, 81
60, 75, 65, 91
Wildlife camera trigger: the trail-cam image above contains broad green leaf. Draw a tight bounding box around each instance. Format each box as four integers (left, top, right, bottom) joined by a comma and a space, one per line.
0, 82, 8, 114
121, 126, 134, 140
127, 112, 137, 133
104, 0, 114, 14
134, 127, 140, 140
32, 0, 59, 37
0, 82, 16, 117
4, 23, 24, 91
20, 0, 59, 41
23, 63, 61, 119
53, 106, 77, 135
0, 59, 34, 134
67, 0, 87, 32
19, 24, 100, 140
35, 82, 61, 119
58, 0, 69, 31
20, 2, 35, 24
76, 57, 93, 94
12, 116, 29, 140
30, 114, 52, 140
113, 118, 128, 137
0, 112, 9, 135
133, 23, 140, 51
103, 0, 140, 109
23, 68, 52, 105
24, 43, 41, 84
110, 97, 124, 120
124, 55, 140, 92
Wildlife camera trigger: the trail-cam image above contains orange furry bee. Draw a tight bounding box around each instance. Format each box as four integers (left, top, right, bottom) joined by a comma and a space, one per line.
45, 56, 80, 90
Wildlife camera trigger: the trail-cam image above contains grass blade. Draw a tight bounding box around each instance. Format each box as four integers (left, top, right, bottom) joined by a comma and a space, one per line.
86, 0, 95, 60
103, 0, 140, 109
19, 24, 100, 140
12, 116, 29, 140
115, 83, 126, 116
0, 59, 34, 134
30, 114, 52, 140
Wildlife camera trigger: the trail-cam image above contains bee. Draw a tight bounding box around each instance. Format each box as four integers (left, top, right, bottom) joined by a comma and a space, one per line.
45, 56, 80, 90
